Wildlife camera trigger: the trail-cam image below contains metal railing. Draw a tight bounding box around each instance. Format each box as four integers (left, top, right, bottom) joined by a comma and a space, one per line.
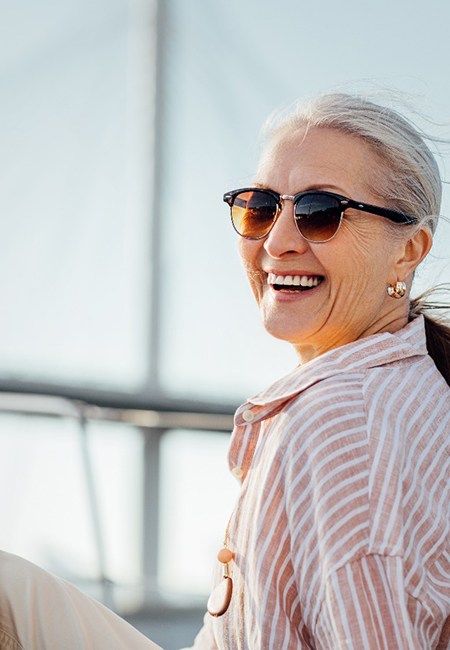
0, 389, 234, 611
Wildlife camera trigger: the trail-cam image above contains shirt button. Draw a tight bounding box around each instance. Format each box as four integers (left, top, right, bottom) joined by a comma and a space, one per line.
231, 466, 244, 479
242, 409, 255, 422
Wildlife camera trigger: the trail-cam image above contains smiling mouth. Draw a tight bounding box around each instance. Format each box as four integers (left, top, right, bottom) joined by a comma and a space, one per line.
267, 273, 324, 292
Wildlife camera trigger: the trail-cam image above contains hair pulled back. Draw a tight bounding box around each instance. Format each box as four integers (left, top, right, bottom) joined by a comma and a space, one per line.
263, 93, 450, 384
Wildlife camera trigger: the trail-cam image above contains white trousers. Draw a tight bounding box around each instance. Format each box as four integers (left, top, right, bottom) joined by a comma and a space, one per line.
0, 551, 163, 650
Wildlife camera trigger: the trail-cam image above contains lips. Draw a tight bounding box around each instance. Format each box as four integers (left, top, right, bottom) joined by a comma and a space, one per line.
267, 272, 324, 291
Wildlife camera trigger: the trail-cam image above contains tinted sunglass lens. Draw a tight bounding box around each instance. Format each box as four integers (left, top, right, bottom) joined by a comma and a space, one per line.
294, 194, 342, 242
231, 190, 277, 239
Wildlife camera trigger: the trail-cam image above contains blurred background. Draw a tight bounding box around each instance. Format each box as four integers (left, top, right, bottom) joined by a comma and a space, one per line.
0, 0, 449, 647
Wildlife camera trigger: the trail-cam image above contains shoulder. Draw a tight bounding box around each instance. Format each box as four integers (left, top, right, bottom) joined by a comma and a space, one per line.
361, 352, 450, 435
278, 371, 367, 444
279, 356, 449, 550
280, 350, 449, 446
278, 354, 449, 506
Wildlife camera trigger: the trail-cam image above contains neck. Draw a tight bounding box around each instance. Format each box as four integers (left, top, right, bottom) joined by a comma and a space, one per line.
293, 312, 410, 364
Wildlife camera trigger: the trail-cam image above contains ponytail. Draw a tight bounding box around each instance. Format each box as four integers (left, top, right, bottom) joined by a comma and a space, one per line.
410, 286, 450, 386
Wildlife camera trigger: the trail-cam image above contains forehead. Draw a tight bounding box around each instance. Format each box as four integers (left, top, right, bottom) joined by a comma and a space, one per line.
256, 127, 382, 197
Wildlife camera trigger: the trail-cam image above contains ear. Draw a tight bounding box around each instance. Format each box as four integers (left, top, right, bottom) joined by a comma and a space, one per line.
391, 226, 433, 282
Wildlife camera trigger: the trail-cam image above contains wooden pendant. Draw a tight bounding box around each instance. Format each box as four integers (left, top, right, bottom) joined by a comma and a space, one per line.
217, 547, 234, 564
207, 576, 233, 617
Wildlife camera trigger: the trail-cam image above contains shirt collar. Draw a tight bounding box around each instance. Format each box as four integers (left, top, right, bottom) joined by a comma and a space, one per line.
234, 317, 428, 425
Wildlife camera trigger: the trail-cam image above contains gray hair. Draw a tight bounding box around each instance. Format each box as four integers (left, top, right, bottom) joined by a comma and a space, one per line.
262, 93, 442, 234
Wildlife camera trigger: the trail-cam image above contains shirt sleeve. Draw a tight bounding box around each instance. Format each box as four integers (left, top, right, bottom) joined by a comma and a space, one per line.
314, 554, 423, 650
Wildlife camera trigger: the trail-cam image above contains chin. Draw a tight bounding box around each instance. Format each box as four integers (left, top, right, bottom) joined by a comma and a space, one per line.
261, 316, 308, 345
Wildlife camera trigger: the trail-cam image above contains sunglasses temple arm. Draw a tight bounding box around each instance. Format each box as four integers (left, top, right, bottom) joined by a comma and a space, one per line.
345, 199, 416, 224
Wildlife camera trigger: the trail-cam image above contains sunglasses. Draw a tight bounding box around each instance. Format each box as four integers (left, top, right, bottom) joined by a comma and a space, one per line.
223, 187, 417, 243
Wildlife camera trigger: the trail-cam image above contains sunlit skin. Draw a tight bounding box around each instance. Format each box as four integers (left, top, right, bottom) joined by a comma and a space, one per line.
239, 127, 432, 363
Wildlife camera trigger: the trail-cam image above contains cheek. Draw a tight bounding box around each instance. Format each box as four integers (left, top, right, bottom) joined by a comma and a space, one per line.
238, 238, 263, 271
238, 239, 264, 300
333, 222, 398, 286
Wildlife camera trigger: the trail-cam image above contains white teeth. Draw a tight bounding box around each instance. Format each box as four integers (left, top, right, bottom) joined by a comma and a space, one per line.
267, 273, 322, 287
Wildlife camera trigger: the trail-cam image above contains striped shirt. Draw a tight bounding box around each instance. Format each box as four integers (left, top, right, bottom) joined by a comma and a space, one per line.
190, 317, 450, 649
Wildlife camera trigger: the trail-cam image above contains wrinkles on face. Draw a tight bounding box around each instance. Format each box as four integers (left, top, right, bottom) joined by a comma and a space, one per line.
238, 127, 412, 362
240, 255, 266, 302
301, 218, 400, 349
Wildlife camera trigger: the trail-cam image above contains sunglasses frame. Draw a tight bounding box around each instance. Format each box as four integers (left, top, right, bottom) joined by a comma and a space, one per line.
223, 187, 417, 242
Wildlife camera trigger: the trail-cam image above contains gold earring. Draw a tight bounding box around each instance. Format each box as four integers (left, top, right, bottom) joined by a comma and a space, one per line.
387, 281, 407, 299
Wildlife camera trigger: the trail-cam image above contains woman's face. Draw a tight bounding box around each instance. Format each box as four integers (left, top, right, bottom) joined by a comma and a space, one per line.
239, 127, 415, 361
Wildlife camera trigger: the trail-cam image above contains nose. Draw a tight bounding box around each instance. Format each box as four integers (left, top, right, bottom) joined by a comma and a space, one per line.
263, 196, 310, 258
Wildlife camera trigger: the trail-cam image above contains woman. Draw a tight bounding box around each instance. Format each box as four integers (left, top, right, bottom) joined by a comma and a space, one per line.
189, 94, 450, 649
1, 94, 449, 650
